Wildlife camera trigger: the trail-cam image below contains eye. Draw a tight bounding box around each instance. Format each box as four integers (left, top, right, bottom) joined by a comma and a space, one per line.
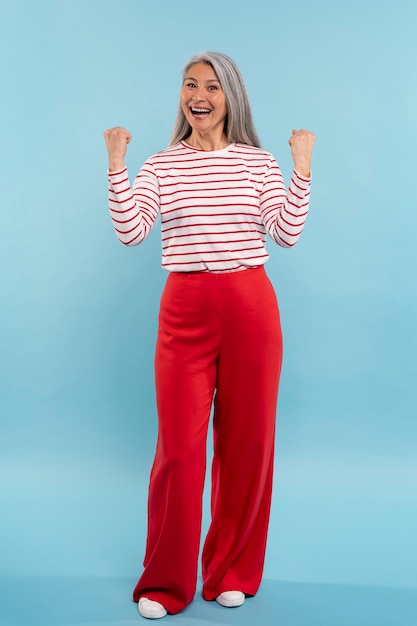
185, 82, 196, 88
208, 85, 218, 91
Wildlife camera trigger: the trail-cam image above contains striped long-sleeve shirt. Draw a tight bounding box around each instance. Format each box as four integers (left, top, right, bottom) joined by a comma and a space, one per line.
108, 141, 311, 272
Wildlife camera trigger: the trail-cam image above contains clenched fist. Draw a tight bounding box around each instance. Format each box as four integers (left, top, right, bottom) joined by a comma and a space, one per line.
288, 129, 315, 178
103, 126, 132, 171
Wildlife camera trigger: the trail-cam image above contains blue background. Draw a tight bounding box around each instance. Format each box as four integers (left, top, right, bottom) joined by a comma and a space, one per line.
1, 0, 417, 624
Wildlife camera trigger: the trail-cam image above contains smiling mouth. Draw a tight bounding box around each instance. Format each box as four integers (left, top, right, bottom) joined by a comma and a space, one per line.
190, 107, 211, 116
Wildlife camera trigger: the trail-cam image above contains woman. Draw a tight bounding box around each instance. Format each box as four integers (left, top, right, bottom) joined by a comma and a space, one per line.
104, 51, 315, 620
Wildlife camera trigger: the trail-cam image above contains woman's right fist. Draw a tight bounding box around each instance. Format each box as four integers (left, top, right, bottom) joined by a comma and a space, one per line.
103, 127, 132, 171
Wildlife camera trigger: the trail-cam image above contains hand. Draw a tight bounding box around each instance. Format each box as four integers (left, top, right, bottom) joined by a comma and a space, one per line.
288, 129, 315, 178
103, 126, 132, 171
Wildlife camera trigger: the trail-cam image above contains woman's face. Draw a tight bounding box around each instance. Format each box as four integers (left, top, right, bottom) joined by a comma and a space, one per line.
180, 62, 227, 137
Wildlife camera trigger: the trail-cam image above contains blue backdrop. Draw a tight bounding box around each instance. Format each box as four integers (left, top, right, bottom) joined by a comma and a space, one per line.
1, 0, 416, 598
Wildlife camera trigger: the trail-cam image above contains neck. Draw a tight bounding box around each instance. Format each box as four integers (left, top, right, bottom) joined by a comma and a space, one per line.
186, 131, 229, 152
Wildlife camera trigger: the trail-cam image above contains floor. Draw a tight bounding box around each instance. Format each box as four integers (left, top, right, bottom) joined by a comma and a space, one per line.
1, 576, 417, 626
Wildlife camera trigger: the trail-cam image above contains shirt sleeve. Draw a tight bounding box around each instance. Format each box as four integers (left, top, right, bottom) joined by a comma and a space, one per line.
107, 160, 160, 246
259, 157, 311, 248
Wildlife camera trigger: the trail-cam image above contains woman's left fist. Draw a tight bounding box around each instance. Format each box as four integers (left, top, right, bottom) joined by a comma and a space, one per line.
288, 129, 316, 177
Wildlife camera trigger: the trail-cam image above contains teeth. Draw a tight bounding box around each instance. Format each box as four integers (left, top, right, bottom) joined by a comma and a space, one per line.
191, 107, 210, 114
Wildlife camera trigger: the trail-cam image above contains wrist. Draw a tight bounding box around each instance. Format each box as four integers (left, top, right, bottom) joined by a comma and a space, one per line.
294, 162, 311, 178
109, 159, 126, 172
295, 168, 310, 178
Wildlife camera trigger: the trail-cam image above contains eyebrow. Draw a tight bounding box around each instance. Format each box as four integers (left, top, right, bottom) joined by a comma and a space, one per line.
184, 76, 221, 84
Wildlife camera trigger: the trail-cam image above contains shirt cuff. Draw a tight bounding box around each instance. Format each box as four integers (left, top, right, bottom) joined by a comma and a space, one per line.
293, 169, 312, 185
107, 166, 128, 178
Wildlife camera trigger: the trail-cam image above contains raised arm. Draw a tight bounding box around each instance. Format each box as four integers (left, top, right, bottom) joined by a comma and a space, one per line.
260, 129, 315, 248
104, 127, 160, 246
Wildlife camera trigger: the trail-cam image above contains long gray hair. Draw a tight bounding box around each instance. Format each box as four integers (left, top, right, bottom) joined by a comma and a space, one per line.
169, 51, 261, 148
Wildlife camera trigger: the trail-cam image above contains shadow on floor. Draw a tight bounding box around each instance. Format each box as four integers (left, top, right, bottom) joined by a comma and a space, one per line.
1, 576, 416, 626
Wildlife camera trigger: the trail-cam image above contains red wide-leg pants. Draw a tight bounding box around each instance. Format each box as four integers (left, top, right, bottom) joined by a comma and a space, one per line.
132, 266, 282, 614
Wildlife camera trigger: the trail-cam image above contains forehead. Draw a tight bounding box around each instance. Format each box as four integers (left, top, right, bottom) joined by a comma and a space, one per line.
184, 62, 220, 82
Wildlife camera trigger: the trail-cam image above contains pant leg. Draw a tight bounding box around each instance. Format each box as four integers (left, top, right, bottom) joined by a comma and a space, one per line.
202, 267, 282, 600
133, 272, 220, 614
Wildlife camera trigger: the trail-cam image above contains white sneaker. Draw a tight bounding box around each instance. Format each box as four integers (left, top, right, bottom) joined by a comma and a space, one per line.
216, 590, 245, 608
138, 597, 167, 619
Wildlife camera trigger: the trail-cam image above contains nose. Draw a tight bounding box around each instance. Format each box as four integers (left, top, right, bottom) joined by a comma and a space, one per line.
192, 87, 205, 102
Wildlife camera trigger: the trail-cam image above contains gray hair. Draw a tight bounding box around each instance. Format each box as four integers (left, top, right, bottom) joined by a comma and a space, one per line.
169, 51, 261, 148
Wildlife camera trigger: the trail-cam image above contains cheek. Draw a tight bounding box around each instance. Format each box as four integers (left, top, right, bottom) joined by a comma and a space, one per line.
180, 98, 189, 117
215, 95, 227, 116
180, 90, 189, 109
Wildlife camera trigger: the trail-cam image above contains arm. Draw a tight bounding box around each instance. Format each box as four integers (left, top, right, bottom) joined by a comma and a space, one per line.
260, 129, 315, 247
108, 164, 160, 246
104, 127, 160, 246
260, 161, 311, 248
